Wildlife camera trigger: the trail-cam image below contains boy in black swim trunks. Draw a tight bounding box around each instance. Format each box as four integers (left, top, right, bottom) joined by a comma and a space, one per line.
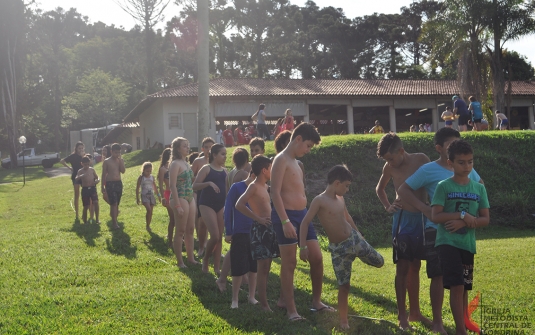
236, 155, 277, 311
76, 155, 100, 224
101, 143, 125, 230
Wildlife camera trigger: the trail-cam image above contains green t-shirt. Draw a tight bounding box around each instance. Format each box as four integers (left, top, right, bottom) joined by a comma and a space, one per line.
431, 178, 490, 254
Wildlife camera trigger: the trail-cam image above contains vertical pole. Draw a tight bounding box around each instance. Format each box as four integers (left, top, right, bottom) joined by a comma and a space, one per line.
304, 102, 310, 123
529, 105, 534, 130
197, 0, 210, 146
22, 144, 25, 186
432, 107, 439, 132
389, 106, 396, 133
346, 103, 354, 134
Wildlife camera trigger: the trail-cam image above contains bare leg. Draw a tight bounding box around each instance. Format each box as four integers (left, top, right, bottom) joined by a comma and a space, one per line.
216, 251, 231, 292
395, 259, 411, 330
279, 244, 300, 320
430, 276, 447, 334
200, 205, 222, 274
143, 203, 153, 232
197, 216, 208, 256
257, 258, 273, 311
338, 284, 350, 329
231, 275, 243, 309
94, 201, 100, 223
213, 209, 225, 275
82, 206, 88, 224
166, 205, 175, 248
407, 260, 432, 326
307, 240, 330, 311
173, 198, 191, 268
74, 184, 80, 220
248, 272, 258, 305
110, 204, 119, 229
185, 199, 197, 264
89, 199, 94, 221
450, 286, 468, 335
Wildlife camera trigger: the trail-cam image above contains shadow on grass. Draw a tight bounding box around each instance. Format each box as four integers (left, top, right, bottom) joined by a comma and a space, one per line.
105, 221, 137, 259
68, 219, 101, 247
477, 224, 535, 240
143, 231, 173, 256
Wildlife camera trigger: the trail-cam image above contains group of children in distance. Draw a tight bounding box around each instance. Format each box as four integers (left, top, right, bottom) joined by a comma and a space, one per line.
63, 122, 490, 333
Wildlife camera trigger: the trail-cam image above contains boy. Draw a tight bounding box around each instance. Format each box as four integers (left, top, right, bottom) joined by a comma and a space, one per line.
369, 120, 384, 134
270, 122, 329, 321
375, 132, 432, 330
398, 127, 484, 335
101, 143, 125, 230
441, 107, 455, 128
453, 95, 470, 132
220, 170, 258, 308
192, 137, 215, 257
249, 137, 265, 158
235, 155, 276, 310
300, 165, 384, 329
76, 155, 100, 224
468, 96, 483, 131
223, 125, 234, 147
431, 140, 489, 335
495, 110, 509, 130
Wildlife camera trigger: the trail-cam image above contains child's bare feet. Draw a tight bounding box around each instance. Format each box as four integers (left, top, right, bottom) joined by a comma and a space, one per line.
215, 279, 227, 292
95, 220, 101, 224
276, 299, 286, 309
177, 263, 187, 269
260, 304, 273, 312
201, 261, 209, 273
188, 259, 200, 265
409, 313, 433, 327
248, 297, 258, 305
146, 225, 151, 233
231, 301, 239, 309
197, 248, 205, 258
111, 223, 120, 230
340, 322, 350, 330
398, 319, 414, 331
431, 324, 448, 335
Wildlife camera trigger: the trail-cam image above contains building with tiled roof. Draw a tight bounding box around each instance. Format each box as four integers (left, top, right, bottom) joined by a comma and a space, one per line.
122, 78, 535, 148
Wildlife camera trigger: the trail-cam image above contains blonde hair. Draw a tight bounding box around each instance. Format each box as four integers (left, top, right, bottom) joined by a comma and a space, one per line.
141, 161, 152, 173
171, 137, 189, 160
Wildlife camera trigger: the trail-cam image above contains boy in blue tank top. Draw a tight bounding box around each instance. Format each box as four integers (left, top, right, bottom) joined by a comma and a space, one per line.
431, 140, 489, 335
468, 96, 483, 131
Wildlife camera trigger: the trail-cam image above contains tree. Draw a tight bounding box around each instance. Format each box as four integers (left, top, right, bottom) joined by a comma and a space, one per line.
0, 0, 26, 167
114, 0, 171, 94
62, 69, 130, 129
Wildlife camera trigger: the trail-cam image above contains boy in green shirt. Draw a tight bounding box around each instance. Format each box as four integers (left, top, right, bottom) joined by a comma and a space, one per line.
431, 140, 490, 335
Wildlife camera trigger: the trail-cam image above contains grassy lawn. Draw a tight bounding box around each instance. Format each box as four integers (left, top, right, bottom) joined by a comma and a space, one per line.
1, 133, 534, 334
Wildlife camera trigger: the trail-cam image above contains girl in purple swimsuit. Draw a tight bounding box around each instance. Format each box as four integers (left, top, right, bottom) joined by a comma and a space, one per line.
193, 144, 228, 275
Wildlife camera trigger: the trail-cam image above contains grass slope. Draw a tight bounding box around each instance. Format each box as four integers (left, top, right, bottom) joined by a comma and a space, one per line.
1, 132, 534, 334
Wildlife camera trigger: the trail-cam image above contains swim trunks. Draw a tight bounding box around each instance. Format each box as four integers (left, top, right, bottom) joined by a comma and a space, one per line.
329, 229, 384, 285
106, 181, 123, 206
250, 221, 280, 260
81, 186, 98, 207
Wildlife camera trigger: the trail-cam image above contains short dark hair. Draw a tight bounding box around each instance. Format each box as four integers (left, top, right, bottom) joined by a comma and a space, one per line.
377, 132, 402, 158
188, 152, 199, 165
274, 130, 292, 153
81, 156, 91, 163
249, 137, 265, 151
327, 165, 353, 184
469, 96, 476, 102
232, 147, 249, 168
202, 137, 215, 146
434, 127, 460, 146
111, 143, 121, 151
447, 139, 473, 161
251, 155, 271, 176
290, 122, 321, 145
209, 144, 225, 163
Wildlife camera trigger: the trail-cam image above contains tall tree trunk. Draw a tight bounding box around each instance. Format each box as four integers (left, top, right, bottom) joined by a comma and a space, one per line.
491, 0, 504, 113
390, 44, 396, 78
145, 21, 154, 94
1, 42, 19, 168
197, 0, 210, 146
217, 31, 225, 77
255, 31, 263, 78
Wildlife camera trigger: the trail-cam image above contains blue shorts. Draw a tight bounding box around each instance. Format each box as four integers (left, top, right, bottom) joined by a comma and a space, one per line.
392, 210, 426, 263
501, 119, 509, 126
392, 209, 425, 236
272, 208, 317, 246
445, 120, 453, 126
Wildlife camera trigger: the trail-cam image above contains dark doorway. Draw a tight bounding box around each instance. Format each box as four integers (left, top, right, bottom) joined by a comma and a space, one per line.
352, 106, 390, 133
308, 104, 347, 135
396, 108, 433, 132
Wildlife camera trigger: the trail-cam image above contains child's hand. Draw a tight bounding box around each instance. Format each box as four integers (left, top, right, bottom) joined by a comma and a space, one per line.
282, 222, 297, 239
463, 213, 476, 228
445, 219, 467, 233
257, 217, 271, 226
176, 207, 184, 217
209, 182, 220, 193
299, 248, 309, 262
224, 235, 232, 243
386, 200, 402, 213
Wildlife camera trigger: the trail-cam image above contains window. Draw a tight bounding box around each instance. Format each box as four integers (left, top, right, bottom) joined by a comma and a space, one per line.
169, 113, 182, 129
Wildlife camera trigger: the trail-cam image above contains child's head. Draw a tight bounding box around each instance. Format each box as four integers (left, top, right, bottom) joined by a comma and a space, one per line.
111, 143, 121, 157
258, 103, 265, 111
494, 110, 499, 114
171, 137, 189, 160
375, 120, 380, 126
188, 152, 199, 164
209, 144, 226, 164
447, 139, 474, 175
434, 127, 460, 156
327, 165, 353, 196
249, 137, 265, 157
290, 122, 321, 157
160, 148, 172, 167
201, 137, 215, 155
232, 147, 249, 169
377, 132, 404, 168
141, 161, 153, 175
445, 106, 451, 111
469, 96, 476, 102
81, 155, 91, 168
285, 109, 292, 116
75, 141, 85, 154
251, 155, 272, 180
274, 130, 292, 153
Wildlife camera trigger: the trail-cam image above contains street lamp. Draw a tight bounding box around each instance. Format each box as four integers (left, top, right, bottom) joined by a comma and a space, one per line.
18, 136, 26, 186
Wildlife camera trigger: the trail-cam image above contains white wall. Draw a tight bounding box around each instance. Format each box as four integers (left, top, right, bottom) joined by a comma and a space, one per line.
139, 100, 164, 149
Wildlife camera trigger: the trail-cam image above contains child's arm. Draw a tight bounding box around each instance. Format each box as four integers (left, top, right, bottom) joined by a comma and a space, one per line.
93, 169, 100, 185
223, 186, 237, 242
270, 155, 296, 239
192, 166, 219, 192
168, 161, 184, 216
136, 176, 142, 205
299, 197, 321, 262
236, 184, 270, 225
152, 179, 161, 203
398, 182, 432, 219
75, 168, 83, 180
118, 156, 125, 174
101, 161, 107, 193
376, 164, 400, 213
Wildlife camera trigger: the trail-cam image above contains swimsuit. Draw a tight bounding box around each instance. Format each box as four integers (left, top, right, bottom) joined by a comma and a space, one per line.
106, 181, 123, 206
163, 169, 171, 202
171, 166, 194, 203
140, 175, 156, 205
250, 221, 280, 260
81, 186, 98, 207
198, 166, 226, 212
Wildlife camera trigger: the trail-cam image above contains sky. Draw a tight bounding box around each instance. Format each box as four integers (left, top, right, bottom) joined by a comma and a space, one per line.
37, 0, 535, 67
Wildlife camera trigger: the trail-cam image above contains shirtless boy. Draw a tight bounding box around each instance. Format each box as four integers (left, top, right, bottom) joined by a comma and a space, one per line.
192, 137, 215, 257
375, 132, 433, 330
270, 122, 329, 321
236, 155, 276, 311
76, 155, 100, 224
101, 143, 125, 230
441, 107, 455, 128
300, 165, 383, 329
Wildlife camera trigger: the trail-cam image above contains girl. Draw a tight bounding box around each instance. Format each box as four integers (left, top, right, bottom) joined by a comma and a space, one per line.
158, 148, 174, 248
61, 141, 85, 221
136, 162, 161, 232
169, 137, 198, 268
284, 108, 294, 131
193, 144, 227, 275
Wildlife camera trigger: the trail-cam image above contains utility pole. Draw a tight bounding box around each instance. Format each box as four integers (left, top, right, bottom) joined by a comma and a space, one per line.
197, 0, 210, 147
